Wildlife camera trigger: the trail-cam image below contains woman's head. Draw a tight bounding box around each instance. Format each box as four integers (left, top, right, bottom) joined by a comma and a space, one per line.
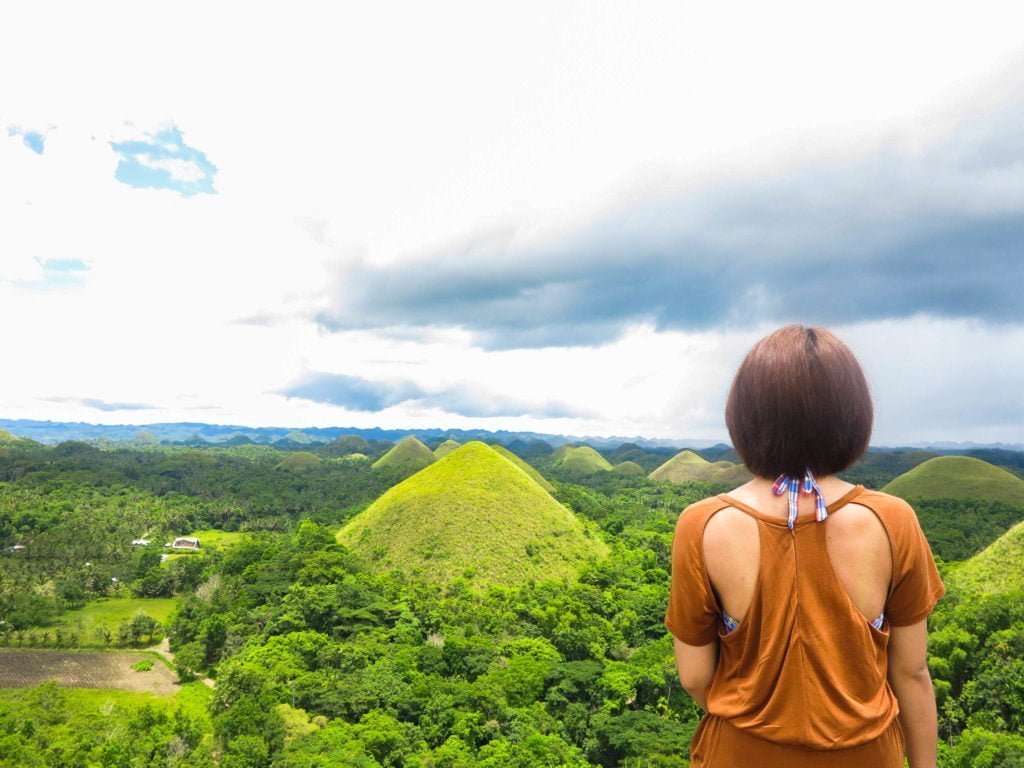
725, 324, 873, 479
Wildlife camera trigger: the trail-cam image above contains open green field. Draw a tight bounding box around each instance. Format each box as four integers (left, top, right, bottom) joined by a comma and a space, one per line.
0, 677, 211, 711
184, 528, 250, 548
41, 597, 178, 643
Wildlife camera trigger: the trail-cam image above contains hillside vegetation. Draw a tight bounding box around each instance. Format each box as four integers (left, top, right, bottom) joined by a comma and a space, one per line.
649, 450, 751, 485
882, 456, 1024, 505
338, 442, 607, 588
0, 430, 33, 447
947, 520, 1024, 595
371, 436, 437, 476
490, 444, 555, 492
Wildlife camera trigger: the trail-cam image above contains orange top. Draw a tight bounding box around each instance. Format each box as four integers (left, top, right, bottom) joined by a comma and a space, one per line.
664, 487, 946, 750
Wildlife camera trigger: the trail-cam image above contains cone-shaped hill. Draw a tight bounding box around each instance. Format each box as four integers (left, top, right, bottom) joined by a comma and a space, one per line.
550, 443, 576, 463
948, 520, 1024, 595
434, 439, 461, 458
322, 434, 372, 456
649, 450, 751, 485
490, 444, 555, 492
882, 456, 1024, 505
372, 436, 437, 477
275, 451, 323, 471
337, 442, 608, 589
612, 460, 646, 476
556, 446, 613, 475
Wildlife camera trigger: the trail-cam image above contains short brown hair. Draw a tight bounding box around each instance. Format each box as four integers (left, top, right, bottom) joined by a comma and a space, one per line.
725, 325, 873, 478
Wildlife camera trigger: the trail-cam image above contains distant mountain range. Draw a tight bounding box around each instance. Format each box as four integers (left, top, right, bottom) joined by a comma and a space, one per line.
0, 417, 1020, 452
0, 417, 724, 450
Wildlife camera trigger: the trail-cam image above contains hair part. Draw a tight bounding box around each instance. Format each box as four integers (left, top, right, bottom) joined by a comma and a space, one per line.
725, 324, 873, 478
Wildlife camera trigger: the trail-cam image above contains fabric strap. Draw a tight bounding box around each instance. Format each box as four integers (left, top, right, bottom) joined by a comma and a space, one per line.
772, 468, 828, 530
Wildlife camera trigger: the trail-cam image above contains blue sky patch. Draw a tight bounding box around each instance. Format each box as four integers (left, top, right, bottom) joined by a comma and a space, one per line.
109, 124, 217, 196
14, 258, 90, 291
6, 126, 46, 155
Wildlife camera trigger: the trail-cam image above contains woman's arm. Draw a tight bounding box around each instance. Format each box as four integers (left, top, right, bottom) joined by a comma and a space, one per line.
887, 619, 938, 768
672, 636, 718, 710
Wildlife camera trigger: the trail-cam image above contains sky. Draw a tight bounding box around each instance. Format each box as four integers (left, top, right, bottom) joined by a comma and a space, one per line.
2, 1, 1024, 447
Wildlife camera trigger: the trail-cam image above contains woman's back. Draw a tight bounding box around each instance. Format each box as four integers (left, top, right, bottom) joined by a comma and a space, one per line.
704, 476, 891, 631
665, 485, 944, 759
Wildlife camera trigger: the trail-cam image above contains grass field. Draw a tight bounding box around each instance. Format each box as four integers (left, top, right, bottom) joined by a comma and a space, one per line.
184, 528, 249, 548
41, 597, 178, 644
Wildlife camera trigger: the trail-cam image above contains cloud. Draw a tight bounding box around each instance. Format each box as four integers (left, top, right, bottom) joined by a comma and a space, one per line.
109, 123, 217, 196
44, 396, 156, 412
276, 371, 586, 419
305, 81, 1024, 349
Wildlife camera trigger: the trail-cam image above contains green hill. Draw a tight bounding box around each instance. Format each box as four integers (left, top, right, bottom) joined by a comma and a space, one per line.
612, 460, 646, 476
556, 446, 613, 475
947, 520, 1024, 595
372, 436, 437, 477
337, 442, 607, 589
490, 444, 555, 492
882, 456, 1024, 505
649, 450, 751, 485
0, 429, 29, 445
321, 435, 372, 457
275, 451, 323, 471
0, 429, 37, 447
434, 439, 461, 459
550, 444, 576, 463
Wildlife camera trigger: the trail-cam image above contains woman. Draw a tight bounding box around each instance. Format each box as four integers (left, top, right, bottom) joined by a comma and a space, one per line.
664, 325, 944, 767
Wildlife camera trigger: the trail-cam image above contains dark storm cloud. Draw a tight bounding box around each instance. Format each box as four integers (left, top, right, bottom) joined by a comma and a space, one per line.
303, 80, 1024, 349
276, 371, 586, 419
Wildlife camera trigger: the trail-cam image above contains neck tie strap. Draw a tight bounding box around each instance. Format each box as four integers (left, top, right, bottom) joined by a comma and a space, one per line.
772, 469, 828, 530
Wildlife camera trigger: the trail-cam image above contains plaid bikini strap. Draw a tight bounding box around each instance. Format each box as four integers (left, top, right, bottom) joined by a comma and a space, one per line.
771, 468, 828, 530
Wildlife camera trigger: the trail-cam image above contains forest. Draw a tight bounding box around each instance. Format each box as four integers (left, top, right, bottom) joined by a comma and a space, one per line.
0, 433, 1022, 767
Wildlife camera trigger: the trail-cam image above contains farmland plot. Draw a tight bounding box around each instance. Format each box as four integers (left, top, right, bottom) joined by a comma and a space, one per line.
0, 649, 178, 694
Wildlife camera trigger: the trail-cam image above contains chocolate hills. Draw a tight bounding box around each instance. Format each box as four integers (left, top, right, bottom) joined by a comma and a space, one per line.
433, 439, 461, 458
612, 460, 646, 476
555, 445, 613, 475
321, 434, 373, 456
337, 442, 607, 589
882, 456, 1024, 505
274, 451, 323, 471
372, 436, 437, 477
649, 450, 751, 485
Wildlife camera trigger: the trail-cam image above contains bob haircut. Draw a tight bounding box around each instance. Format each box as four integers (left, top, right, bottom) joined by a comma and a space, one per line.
725, 325, 873, 478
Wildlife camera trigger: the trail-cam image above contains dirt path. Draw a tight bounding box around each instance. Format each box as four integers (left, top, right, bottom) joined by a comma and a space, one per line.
144, 637, 216, 689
